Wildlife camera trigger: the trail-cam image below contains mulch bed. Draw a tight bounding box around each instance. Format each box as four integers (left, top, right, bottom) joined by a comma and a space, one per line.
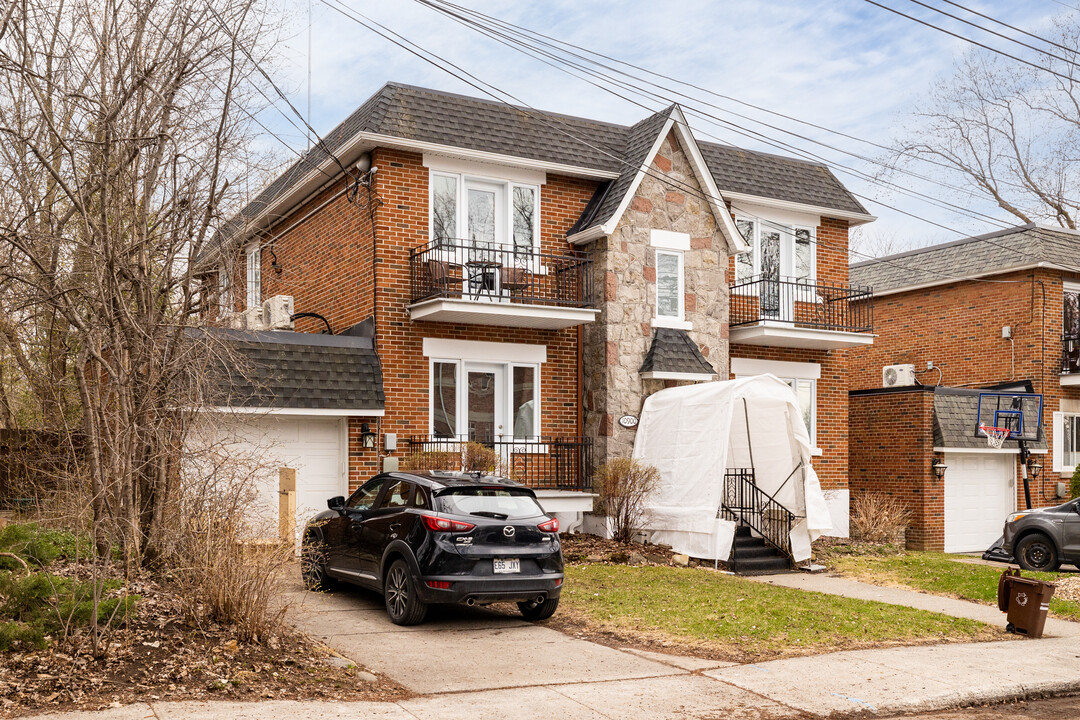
560, 532, 683, 566
0, 574, 410, 718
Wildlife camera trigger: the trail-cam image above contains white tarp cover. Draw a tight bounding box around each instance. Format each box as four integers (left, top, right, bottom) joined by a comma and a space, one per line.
632, 375, 832, 562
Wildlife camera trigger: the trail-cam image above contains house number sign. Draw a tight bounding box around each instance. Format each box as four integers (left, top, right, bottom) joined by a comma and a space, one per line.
618, 415, 639, 428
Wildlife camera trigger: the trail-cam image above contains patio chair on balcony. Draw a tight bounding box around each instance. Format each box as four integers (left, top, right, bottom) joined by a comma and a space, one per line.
499, 266, 530, 297
426, 259, 465, 298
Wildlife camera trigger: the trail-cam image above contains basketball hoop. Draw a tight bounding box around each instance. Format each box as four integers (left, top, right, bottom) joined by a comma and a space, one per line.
980, 425, 1010, 450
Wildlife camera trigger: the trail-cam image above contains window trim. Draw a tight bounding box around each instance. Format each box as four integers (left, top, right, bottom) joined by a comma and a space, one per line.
427, 169, 540, 252
428, 357, 542, 440
245, 245, 261, 309
1053, 410, 1080, 474
653, 248, 687, 329
733, 216, 817, 286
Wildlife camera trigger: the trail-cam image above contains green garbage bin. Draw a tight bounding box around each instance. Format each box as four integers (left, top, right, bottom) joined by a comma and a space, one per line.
998, 568, 1056, 638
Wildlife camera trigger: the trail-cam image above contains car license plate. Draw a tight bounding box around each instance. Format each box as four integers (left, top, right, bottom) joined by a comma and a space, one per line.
493, 558, 520, 574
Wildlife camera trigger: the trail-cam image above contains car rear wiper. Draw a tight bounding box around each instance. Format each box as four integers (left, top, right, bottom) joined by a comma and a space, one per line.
469, 511, 509, 520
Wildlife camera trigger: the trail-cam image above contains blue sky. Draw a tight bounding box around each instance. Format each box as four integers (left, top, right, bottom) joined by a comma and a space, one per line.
260, 0, 1074, 256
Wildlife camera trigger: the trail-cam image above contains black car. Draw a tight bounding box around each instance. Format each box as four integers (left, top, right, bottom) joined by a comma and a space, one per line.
1001, 498, 1080, 572
301, 470, 564, 625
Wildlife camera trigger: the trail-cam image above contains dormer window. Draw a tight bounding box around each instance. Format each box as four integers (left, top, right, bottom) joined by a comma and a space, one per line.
430, 171, 539, 251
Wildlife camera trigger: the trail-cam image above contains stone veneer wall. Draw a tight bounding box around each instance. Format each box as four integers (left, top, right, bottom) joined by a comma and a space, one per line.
583, 130, 730, 464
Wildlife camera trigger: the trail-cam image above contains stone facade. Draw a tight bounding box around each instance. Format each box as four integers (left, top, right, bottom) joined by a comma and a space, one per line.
583, 131, 730, 464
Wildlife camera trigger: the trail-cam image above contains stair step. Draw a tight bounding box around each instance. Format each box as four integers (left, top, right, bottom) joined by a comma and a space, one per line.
733, 544, 780, 560
732, 556, 792, 574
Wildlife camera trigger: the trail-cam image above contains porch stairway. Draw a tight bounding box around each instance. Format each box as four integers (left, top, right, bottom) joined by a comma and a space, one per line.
720, 468, 796, 576
728, 525, 792, 575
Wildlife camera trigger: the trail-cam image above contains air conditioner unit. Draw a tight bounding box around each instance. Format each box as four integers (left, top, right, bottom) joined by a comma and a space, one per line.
882, 363, 917, 388
263, 295, 294, 330
241, 306, 266, 331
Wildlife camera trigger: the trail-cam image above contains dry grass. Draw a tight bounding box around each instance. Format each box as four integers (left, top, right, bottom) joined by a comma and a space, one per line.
850, 492, 912, 544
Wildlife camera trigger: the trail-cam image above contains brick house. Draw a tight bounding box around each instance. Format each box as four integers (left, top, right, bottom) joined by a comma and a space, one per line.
848, 223, 1080, 552
204, 83, 874, 533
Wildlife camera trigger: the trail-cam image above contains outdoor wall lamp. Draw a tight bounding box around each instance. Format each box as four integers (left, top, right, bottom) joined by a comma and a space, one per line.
360, 423, 377, 449
1028, 462, 1043, 482
931, 457, 947, 479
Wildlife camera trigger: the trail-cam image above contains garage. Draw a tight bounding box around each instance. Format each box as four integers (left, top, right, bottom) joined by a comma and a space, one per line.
943, 452, 1015, 553
202, 326, 385, 538
224, 415, 347, 534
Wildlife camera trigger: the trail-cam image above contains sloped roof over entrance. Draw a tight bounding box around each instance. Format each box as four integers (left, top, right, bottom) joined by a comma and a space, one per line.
639, 328, 716, 379
933, 387, 1046, 451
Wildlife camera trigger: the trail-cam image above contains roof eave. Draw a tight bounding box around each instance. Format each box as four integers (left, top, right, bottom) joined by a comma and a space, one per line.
855, 261, 1069, 297
723, 191, 876, 226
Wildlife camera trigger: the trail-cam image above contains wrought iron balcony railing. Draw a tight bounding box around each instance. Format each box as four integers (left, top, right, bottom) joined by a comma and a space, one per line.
409, 239, 595, 308
729, 276, 874, 333
1063, 334, 1080, 375
403, 435, 594, 492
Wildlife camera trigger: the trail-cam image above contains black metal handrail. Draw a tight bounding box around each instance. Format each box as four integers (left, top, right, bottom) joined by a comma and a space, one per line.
720, 468, 795, 560
1063, 334, 1080, 375
403, 435, 594, 492
729, 276, 874, 333
410, 238, 595, 308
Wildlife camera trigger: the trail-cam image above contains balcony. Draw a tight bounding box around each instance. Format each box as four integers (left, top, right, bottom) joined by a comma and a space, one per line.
1061, 335, 1080, 385
403, 435, 595, 512
729, 276, 875, 350
408, 239, 599, 329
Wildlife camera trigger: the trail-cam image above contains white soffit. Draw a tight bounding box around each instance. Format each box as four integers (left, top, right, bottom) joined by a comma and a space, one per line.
422, 337, 547, 363
731, 357, 821, 380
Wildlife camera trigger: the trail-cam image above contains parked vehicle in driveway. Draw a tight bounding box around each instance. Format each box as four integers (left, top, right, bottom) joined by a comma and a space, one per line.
1002, 498, 1080, 572
301, 470, 564, 625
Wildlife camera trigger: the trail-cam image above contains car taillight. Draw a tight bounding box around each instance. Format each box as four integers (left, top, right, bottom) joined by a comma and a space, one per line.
537, 517, 559, 533
425, 580, 452, 590
421, 514, 476, 533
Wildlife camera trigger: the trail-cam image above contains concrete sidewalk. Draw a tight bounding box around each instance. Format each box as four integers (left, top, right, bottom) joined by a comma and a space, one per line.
21, 575, 1080, 719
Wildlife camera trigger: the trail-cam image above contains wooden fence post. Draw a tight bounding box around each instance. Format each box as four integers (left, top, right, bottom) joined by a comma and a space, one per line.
279, 467, 297, 547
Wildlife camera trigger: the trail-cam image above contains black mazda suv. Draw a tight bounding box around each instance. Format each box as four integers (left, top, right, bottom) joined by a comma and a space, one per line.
301, 470, 564, 625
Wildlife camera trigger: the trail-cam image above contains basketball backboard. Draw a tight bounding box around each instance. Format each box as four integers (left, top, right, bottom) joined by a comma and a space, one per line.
974, 392, 1043, 442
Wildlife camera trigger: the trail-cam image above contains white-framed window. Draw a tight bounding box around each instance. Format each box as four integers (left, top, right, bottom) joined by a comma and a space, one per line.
218, 266, 231, 315
1052, 411, 1080, 473
731, 358, 819, 447
429, 358, 541, 440
654, 249, 684, 324
245, 245, 261, 309
733, 217, 815, 285
429, 170, 539, 251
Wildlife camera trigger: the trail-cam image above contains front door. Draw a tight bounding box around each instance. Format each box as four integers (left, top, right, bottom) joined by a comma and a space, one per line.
465, 362, 507, 442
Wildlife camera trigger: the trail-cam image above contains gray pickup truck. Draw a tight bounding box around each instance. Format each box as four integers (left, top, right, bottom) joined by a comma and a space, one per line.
1002, 499, 1080, 572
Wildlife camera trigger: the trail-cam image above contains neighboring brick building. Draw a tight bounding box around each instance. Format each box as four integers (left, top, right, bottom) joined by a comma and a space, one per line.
848, 224, 1080, 552
204, 82, 874, 536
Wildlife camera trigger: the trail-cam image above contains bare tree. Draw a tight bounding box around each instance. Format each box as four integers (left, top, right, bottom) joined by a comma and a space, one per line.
0, 0, 279, 567
891, 15, 1080, 229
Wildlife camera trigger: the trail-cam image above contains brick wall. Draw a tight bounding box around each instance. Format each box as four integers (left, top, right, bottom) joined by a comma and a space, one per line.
848, 388, 941, 549
259, 147, 599, 492
849, 266, 1080, 503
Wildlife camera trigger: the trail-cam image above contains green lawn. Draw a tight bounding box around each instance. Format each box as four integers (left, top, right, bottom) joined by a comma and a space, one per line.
560, 564, 1000, 661
822, 548, 1080, 622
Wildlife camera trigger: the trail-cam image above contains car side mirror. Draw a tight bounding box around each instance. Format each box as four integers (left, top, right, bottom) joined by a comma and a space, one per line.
328, 496, 346, 513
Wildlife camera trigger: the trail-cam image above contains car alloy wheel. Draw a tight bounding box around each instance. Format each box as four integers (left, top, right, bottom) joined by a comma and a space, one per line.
384, 559, 427, 625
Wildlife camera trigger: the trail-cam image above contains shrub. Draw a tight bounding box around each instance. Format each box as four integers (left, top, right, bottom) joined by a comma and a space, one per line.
400, 450, 460, 472
0, 523, 88, 569
1070, 465, 1080, 500
850, 492, 912, 545
593, 459, 660, 544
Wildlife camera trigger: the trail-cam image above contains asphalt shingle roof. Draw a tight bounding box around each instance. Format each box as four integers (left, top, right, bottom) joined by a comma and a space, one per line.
201, 328, 385, 411
216, 83, 867, 253
639, 328, 717, 377
850, 224, 1080, 294
932, 387, 1046, 451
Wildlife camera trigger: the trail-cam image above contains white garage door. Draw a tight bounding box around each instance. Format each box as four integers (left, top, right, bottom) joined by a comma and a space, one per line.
224, 416, 346, 537
944, 452, 1015, 553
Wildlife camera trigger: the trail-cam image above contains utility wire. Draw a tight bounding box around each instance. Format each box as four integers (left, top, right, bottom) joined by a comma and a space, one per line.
321, 0, 1056, 285
941, 0, 1079, 55
420, 0, 1019, 234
